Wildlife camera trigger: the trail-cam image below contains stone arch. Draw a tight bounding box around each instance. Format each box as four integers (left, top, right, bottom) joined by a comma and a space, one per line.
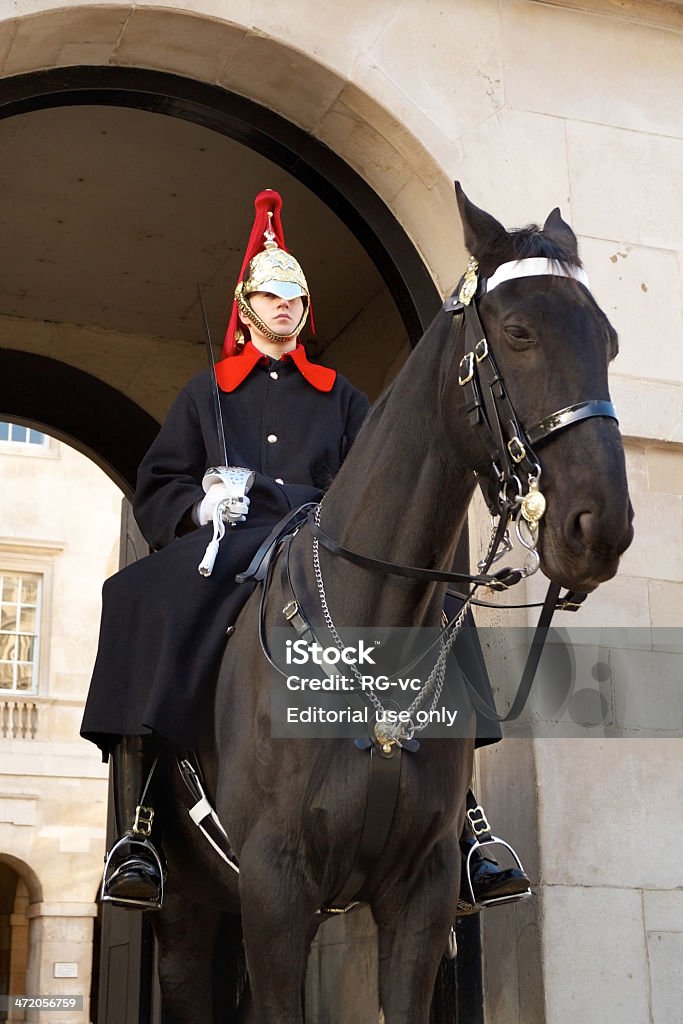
0, 855, 42, 906
0, 58, 444, 482
0, 855, 42, 1006
0, 62, 440, 345
0, 3, 456, 292
0, 349, 157, 495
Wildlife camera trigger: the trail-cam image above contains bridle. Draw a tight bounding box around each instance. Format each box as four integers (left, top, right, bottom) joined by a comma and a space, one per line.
312, 254, 618, 595
304, 254, 620, 734
251, 254, 622, 914
446, 255, 617, 570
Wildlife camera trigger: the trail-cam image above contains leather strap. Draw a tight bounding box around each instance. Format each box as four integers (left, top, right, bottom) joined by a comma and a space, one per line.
309, 513, 518, 590
458, 580, 561, 723
464, 788, 493, 843
323, 743, 403, 912
236, 502, 317, 583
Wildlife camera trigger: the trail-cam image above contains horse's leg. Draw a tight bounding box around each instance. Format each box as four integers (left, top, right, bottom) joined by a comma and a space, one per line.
374, 838, 460, 1024
151, 893, 228, 1024
238, 846, 319, 1024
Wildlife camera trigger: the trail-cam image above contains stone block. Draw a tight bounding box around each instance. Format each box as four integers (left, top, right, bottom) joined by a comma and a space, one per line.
647, 447, 683, 496
390, 175, 465, 296
324, 288, 407, 401
578, 238, 683, 387
368, 0, 503, 142
316, 88, 429, 203
0, 16, 16, 71
542, 885, 651, 1024
610, 375, 683, 447
644, 890, 683, 934
535, 739, 683, 889
348, 59, 453, 186
610, 646, 682, 734
454, 108, 571, 232
3, 7, 128, 75
129, 342, 204, 420
114, 7, 246, 84
567, 121, 683, 252
648, 930, 683, 1024
247, 0, 396, 81
502, 1, 683, 138
0, 795, 36, 825
217, 29, 345, 132
565, 573, 650, 630
648, 580, 683, 629
135, 0, 251, 23
617, 489, 683, 583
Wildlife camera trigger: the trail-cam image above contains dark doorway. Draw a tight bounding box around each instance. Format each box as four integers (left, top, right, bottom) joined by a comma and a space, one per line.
0, 64, 480, 1024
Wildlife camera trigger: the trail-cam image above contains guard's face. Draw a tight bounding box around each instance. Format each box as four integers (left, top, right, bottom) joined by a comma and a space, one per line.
247, 292, 305, 338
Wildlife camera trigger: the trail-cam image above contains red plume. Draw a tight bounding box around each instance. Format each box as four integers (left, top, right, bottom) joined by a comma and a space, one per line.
222, 190, 287, 358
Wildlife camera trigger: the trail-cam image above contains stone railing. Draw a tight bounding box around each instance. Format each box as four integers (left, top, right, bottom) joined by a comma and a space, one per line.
1, 698, 39, 739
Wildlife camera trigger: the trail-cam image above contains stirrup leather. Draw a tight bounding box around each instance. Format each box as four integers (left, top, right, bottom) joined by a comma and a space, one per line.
101, 832, 165, 910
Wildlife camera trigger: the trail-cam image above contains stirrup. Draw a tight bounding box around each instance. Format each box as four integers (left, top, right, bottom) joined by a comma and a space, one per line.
458, 836, 531, 916
101, 833, 165, 911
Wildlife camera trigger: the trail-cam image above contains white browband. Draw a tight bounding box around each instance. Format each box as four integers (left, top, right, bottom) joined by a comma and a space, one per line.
485, 257, 590, 294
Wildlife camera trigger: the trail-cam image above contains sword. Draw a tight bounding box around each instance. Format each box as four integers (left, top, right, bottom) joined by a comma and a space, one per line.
197, 284, 229, 468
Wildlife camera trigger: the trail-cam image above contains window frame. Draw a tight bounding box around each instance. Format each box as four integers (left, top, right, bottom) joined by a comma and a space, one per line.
0, 422, 58, 459
0, 570, 43, 694
0, 545, 61, 698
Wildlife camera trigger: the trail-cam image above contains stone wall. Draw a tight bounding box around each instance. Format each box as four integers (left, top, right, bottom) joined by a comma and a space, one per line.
0, 437, 120, 1022
0, 0, 680, 1020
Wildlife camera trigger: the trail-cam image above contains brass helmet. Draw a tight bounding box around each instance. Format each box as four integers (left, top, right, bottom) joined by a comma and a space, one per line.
241, 235, 309, 302
222, 190, 312, 357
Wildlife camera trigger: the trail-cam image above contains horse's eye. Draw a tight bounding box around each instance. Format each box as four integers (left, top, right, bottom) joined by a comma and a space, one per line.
504, 324, 534, 347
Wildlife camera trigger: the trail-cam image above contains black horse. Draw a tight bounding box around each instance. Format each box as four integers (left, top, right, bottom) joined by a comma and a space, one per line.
150, 184, 634, 1023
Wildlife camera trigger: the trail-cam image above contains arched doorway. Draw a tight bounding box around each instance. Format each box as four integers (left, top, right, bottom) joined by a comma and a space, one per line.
0, 856, 42, 1023
0, 65, 442, 489
0, 62, 479, 1023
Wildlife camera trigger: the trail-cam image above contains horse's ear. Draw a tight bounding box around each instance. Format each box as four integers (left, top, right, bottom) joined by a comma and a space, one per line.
454, 181, 508, 258
542, 208, 579, 255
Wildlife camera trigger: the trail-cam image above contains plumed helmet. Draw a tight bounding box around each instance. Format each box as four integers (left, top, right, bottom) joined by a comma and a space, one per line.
222, 190, 313, 358
242, 240, 308, 301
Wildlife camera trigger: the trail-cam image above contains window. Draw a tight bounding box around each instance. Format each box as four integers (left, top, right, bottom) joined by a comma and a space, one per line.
0, 422, 49, 447
0, 572, 41, 694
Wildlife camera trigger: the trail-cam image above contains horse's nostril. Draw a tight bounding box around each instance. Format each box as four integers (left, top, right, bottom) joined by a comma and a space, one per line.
571, 508, 633, 556
575, 510, 596, 543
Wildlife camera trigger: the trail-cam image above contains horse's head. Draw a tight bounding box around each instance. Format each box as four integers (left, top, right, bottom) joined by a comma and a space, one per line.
453, 183, 634, 593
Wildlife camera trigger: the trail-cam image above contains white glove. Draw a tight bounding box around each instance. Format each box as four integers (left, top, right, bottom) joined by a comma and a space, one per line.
194, 482, 250, 527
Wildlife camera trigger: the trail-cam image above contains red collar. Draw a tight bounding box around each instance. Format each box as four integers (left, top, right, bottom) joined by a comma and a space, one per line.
215, 342, 336, 393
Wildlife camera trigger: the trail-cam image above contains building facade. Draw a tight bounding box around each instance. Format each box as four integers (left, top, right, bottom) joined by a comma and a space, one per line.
0, 429, 120, 1022
0, 1, 681, 1021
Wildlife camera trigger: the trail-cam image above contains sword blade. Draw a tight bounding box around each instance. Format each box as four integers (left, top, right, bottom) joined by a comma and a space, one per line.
197, 284, 229, 468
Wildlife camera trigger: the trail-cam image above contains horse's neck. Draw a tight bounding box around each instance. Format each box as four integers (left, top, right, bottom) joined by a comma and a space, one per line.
316, 314, 475, 627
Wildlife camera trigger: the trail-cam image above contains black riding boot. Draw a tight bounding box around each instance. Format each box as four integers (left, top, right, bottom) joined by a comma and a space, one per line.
458, 789, 531, 914
101, 735, 165, 910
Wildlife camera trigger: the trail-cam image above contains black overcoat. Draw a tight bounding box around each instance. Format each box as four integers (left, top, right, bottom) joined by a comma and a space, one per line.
81, 352, 370, 755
